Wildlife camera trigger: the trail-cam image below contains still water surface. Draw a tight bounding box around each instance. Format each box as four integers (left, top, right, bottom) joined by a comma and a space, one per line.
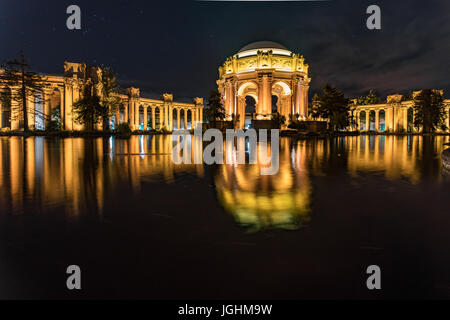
0, 135, 449, 299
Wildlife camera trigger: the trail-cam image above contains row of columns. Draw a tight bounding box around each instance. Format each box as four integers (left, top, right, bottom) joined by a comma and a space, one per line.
0, 87, 64, 131
114, 104, 203, 131
222, 74, 310, 125
357, 107, 411, 132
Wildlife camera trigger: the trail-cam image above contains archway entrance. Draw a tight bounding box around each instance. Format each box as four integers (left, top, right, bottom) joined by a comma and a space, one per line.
360, 111, 367, 131
245, 96, 256, 129
379, 110, 386, 131
0, 90, 11, 128
407, 107, 414, 132
272, 95, 278, 113
369, 110, 376, 131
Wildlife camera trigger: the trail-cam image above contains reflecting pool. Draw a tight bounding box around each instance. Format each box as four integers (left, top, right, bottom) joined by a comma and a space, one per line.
0, 135, 449, 299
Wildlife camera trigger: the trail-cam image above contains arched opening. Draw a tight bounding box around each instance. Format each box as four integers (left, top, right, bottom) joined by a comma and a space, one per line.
119, 103, 125, 124
34, 92, 44, 130
369, 110, 376, 131
172, 108, 178, 130
0, 89, 11, 128
180, 109, 186, 129
238, 82, 258, 122
46, 87, 62, 130
245, 95, 256, 129
379, 110, 386, 131
407, 107, 414, 132
138, 105, 144, 130
188, 109, 194, 129
359, 111, 366, 131
272, 95, 278, 113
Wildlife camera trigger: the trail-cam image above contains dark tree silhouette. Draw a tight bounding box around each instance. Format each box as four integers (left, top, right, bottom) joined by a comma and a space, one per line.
316, 84, 350, 131
413, 89, 447, 133
0, 51, 48, 131
206, 89, 225, 127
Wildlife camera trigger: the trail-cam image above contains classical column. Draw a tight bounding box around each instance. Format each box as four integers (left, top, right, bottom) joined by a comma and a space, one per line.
177, 108, 181, 130
72, 81, 83, 131
293, 78, 301, 117
184, 109, 188, 129
199, 107, 203, 124
224, 80, 233, 119
129, 101, 135, 130
190, 109, 195, 129
402, 108, 408, 132
151, 106, 156, 130
59, 88, 65, 129
355, 111, 360, 131
164, 105, 169, 130
169, 107, 173, 131
135, 103, 140, 130
237, 96, 245, 129
123, 101, 128, 124
43, 89, 51, 129
365, 110, 370, 131
262, 74, 272, 115
375, 110, 380, 132
115, 110, 120, 127
27, 92, 35, 129
159, 107, 164, 130
392, 106, 398, 132
64, 81, 73, 130
10, 98, 20, 130
143, 106, 148, 131
302, 83, 309, 118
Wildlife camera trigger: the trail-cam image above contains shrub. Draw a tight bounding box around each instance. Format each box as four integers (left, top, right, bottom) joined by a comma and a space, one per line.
116, 123, 132, 135
46, 120, 61, 131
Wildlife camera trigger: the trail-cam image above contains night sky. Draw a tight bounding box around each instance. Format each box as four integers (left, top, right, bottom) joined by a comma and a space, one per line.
1, 0, 450, 102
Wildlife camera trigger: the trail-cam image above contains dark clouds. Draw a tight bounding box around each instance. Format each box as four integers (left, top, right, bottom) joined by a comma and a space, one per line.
1, 0, 449, 101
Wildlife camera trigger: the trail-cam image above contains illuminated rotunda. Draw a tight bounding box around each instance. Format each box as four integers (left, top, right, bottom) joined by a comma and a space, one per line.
217, 41, 311, 129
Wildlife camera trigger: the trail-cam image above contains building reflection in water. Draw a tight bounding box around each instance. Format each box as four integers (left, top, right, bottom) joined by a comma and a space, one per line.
214, 135, 449, 232
215, 138, 311, 232
0, 135, 203, 217
0, 135, 448, 228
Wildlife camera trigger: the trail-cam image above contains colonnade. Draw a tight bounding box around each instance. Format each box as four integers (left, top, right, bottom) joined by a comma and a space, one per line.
114, 90, 203, 131
351, 94, 450, 133
0, 62, 203, 132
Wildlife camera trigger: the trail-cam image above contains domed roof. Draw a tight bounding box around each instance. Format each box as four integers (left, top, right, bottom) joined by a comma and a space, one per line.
238, 41, 289, 53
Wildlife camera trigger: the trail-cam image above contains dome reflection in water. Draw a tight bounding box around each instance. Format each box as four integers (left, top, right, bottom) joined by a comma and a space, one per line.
214, 138, 312, 232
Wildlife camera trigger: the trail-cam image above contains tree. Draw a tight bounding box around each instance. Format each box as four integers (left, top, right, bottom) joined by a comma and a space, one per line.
0, 51, 48, 131
310, 93, 321, 119
357, 89, 381, 105
100, 66, 121, 131
46, 106, 61, 131
205, 89, 225, 127
73, 83, 103, 131
272, 112, 286, 129
316, 84, 350, 131
413, 89, 447, 133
